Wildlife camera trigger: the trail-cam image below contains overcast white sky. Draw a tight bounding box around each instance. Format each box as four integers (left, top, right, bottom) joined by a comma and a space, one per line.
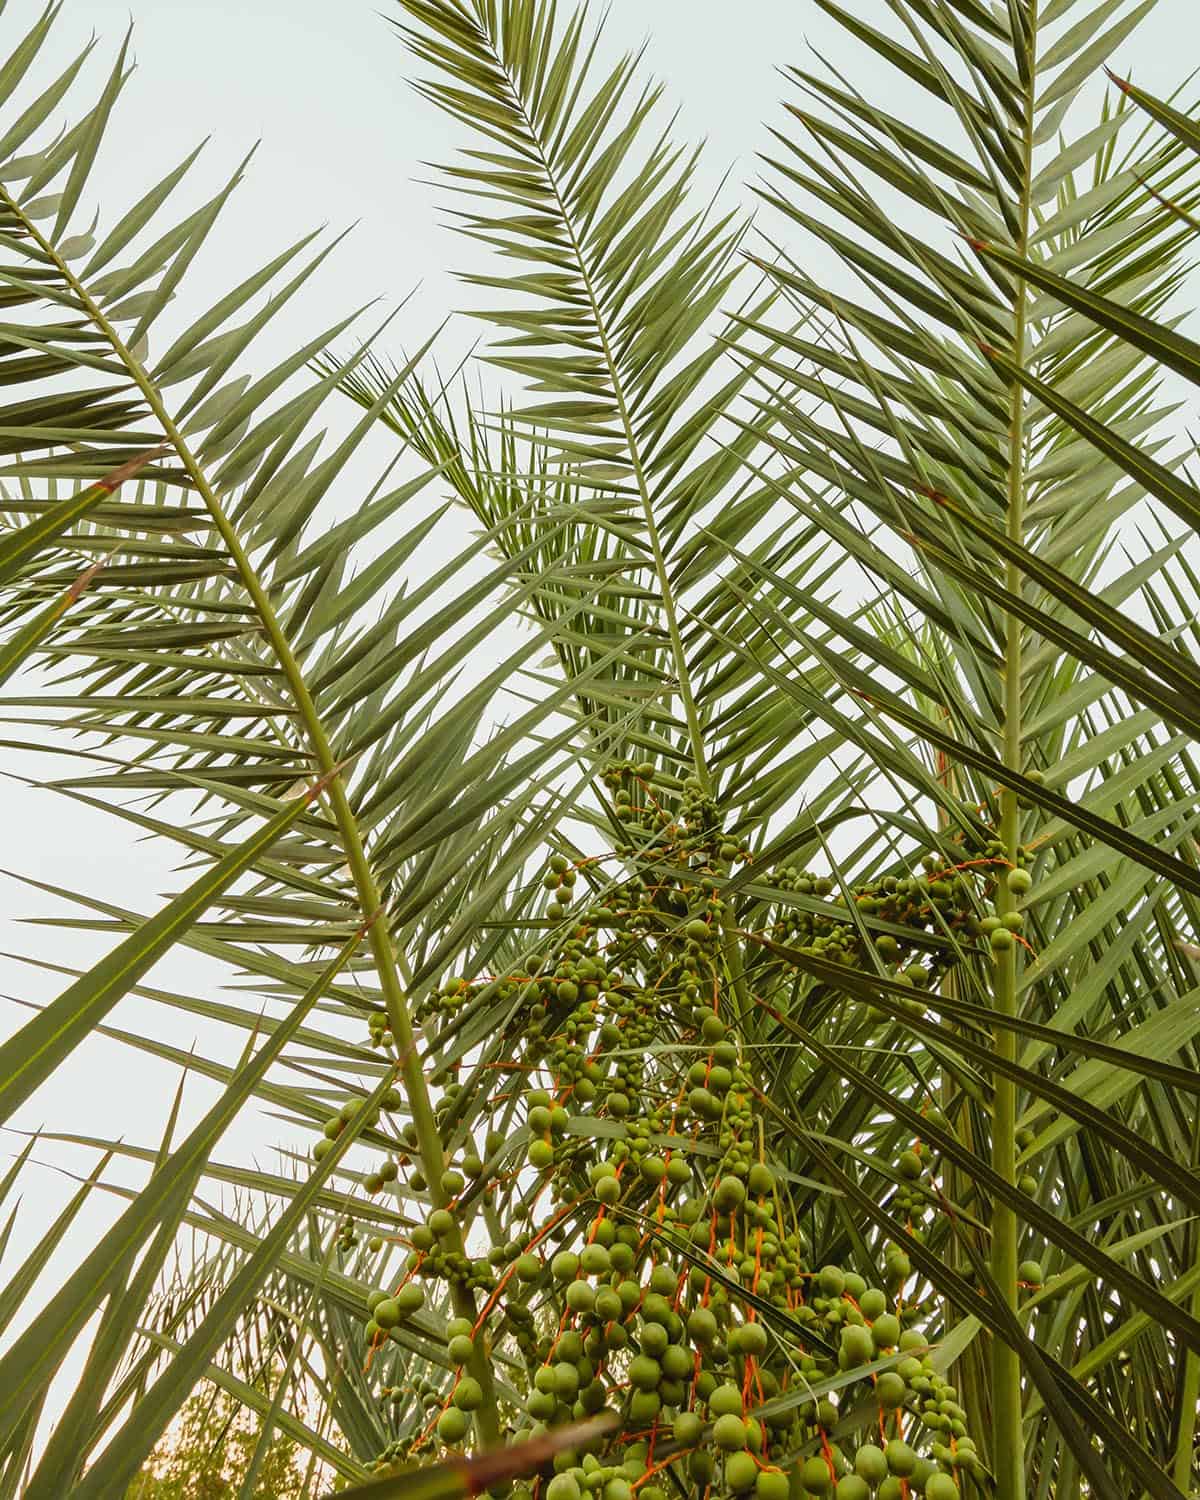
0, 0, 1191, 1443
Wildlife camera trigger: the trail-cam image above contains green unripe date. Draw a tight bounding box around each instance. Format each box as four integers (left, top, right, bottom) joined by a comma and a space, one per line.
726, 1453, 758, 1492
437, 1407, 469, 1444
854, 1446, 888, 1484
712, 1414, 748, 1452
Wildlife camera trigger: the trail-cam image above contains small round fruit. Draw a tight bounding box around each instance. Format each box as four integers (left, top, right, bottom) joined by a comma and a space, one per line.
854, 1445, 888, 1485
447, 1333, 474, 1364
579, 1244, 611, 1276
673, 1411, 703, 1446
629, 1390, 661, 1424
875, 1372, 907, 1409
859, 1288, 887, 1320
528, 1139, 554, 1170
819, 1264, 846, 1297
641, 1293, 672, 1325
709, 1384, 743, 1417
546, 1477, 581, 1500
453, 1377, 483, 1411
736, 1321, 768, 1358
835, 1480, 870, 1500
898, 1150, 923, 1180
701, 1014, 726, 1043
924, 1476, 959, 1500
1019, 1259, 1044, 1285
726, 1453, 757, 1493
885, 1440, 916, 1476
552, 1251, 580, 1281
594, 1288, 623, 1322
756, 1468, 791, 1500
871, 1313, 901, 1349
373, 1299, 401, 1330
800, 1457, 833, 1494
1019, 1173, 1038, 1195
748, 1163, 775, 1195
397, 1283, 424, 1313
595, 1176, 621, 1205
990, 927, 1014, 952
516, 1253, 541, 1281
840, 1325, 874, 1366
712, 1414, 748, 1452
565, 1280, 595, 1314
688, 1307, 717, 1345
713, 1176, 746, 1213
429, 1209, 455, 1237
884, 1252, 911, 1284
1007, 867, 1032, 895
641, 1322, 669, 1357
689, 1452, 714, 1485
661, 1343, 692, 1381
437, 1406, 469, 1443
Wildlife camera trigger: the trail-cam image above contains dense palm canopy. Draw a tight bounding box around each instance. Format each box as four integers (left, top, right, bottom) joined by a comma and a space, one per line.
0, 0, 1198, 1496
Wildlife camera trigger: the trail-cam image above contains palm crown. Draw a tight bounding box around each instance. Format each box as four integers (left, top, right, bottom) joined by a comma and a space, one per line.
0, 2, 1198, 1498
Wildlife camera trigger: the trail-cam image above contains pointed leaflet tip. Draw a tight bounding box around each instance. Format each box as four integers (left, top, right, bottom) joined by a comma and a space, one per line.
64, 545, 120, 604
94, 443, 171, 493
1105, 67, 1133, 93
303, 757, 357, 804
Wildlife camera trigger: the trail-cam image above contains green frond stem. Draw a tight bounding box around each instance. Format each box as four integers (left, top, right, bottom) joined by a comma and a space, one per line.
460, 15, 708, 784
454, 8, 750, 1017
0, 186, 502, 1448
992, 7, 1038, 1494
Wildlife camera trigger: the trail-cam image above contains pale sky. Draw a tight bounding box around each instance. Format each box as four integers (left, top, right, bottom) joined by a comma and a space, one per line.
0, 0, 1191, 1442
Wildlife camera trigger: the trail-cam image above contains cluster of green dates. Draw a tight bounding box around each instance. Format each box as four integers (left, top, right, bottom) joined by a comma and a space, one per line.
344, 764, 1052, 1493
418, 1222, 988, 1496
311, 1089, 400, 1164
602, 762, 745, 869
770, 843, 1036, 982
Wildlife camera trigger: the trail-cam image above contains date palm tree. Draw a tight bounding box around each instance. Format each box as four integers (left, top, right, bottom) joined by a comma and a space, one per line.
0, 1, 1198, 1497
